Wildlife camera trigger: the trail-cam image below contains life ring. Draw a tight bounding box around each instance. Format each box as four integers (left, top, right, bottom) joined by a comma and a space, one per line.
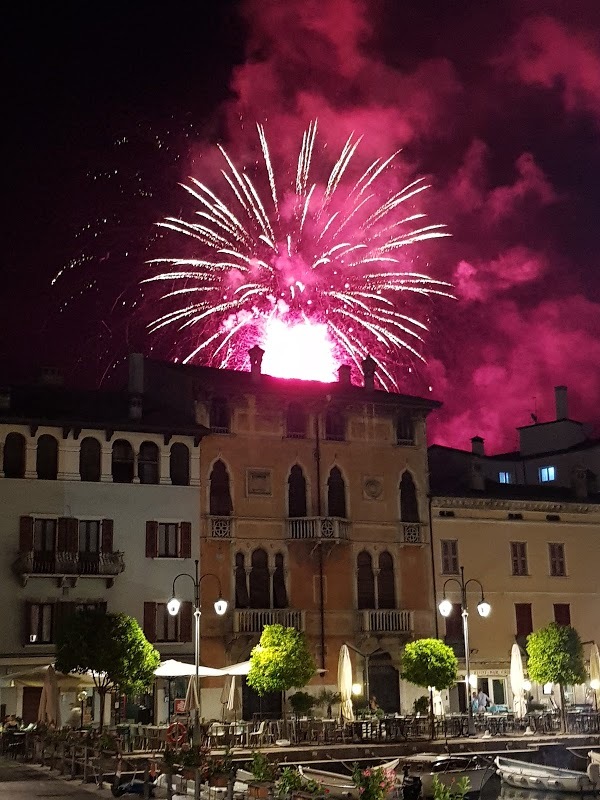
167, 722, 187, 745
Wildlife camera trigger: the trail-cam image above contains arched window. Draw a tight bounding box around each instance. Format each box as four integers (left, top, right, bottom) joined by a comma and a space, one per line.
79, 437, 101, 482
112, 439, 134, 483
273, 553, 288, 608
377, 551, 396, 609
327, 466, 347, 518
170, 443, 190, 486
357, 550, 375, 609
288, 464, 307, 517
234, 552, 249, 608
397, 414, 415, 445
36, 435, 58, 480
3, 432, 25, 478
286, 403, 307, 438
138, 441, 159, 484
209, 459, 233, 516
249, 548, 270, 608
400, 471, 419, 522
325, 407, 345, 441
210, 397, 230, 433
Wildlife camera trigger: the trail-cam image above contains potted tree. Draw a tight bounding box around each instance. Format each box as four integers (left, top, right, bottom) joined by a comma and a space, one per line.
401, 638, 458, 740
289, 691, 316, 719
316, 689, 341, 719
247, 751, 280, 798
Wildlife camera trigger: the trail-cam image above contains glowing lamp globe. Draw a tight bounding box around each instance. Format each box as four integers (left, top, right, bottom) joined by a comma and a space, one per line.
591, 679, 600, 691
523, 679, 532, 692
352, 683, 362, 696
438, 598, 453, 617
469, 674, 478, 688
167, 597, 181, 616
214, 598, 228, 616
477, 600, 491, 617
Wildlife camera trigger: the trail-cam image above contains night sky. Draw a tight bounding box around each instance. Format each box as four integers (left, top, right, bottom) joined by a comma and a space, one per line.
4, 1, 600, 452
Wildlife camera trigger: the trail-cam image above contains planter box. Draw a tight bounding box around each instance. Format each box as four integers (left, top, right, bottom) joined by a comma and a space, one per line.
209, 774, 230, 787
248, 780, 274, 798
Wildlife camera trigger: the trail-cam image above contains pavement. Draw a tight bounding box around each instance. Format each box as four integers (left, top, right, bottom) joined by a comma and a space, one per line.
0, 757, 115, 799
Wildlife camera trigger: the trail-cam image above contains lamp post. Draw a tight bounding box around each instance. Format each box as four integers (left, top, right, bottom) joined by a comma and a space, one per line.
77, 690, 88, 730
439, 565, 491, 736
167, 560, 227, 742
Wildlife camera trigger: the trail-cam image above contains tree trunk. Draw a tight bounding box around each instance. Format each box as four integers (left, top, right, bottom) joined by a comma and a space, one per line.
429, 688, 436, 740
559, 684, 567, 733
282, 690, 288, 739
98, 688, 107, 733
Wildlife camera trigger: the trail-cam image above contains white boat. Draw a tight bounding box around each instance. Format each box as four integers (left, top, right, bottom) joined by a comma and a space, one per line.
402, 753, 495, 797
495, 756, 600, 794
590, 753, 600, 767
299, 758, 400, 799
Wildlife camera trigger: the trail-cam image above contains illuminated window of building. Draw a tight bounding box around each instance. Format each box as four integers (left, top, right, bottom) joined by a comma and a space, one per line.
498, 471, 512, 484
539, 465, 556, 483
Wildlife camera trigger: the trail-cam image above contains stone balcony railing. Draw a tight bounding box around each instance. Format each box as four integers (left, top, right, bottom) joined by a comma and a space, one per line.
13, 550, 125, 587
209, 516, 233, 538
399, 522, 425, 544
233, 608, 306, 634
360, 609, 414, 635
286, 517, 350, 541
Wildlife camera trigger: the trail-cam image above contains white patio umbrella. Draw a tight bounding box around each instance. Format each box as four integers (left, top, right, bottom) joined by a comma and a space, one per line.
589, 644, 600, 709
184, 675, 200, 712
510, 643, 527, 718
154, 659, 223, 678
37, 665, 60, 727
338, 645, 355, 722
219, 661, 251, 676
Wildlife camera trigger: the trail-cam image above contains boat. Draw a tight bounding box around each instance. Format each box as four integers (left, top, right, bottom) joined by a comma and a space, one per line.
590, 754, 600, 767
495, 756, 600, 794
298, 758, 400, 799
500, 783, 589, 800
402, 753, 495, 797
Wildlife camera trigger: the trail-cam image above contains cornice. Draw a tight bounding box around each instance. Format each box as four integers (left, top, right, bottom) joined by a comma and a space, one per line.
432, 495, 598, 514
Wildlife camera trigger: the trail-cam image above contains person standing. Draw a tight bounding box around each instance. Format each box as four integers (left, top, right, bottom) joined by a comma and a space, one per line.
477, 688, 490, 712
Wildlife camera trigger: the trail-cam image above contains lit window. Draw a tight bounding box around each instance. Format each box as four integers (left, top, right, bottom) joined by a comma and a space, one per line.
539, 466, 556, 483
499, 471, 512, 484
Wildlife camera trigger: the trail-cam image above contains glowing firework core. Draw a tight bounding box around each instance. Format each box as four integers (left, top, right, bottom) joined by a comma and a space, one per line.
147, 120, 451, 388
261, 318, 338, 382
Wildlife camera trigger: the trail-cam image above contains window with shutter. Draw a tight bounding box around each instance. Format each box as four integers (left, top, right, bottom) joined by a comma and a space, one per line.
143, 602, 157, 642
101, 519, 114, 553
515, 603, 533, 637
57, 518, 68, 552
145, 522, 158, 558
19, 516, 34, 551
180, 601, 193, 642
180, 522, 191, 559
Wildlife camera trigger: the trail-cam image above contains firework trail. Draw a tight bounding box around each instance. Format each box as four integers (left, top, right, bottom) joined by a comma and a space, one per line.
145, 121, 452, 387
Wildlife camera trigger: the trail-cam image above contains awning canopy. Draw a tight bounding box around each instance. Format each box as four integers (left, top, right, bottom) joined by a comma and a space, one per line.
154, 659, 251, 678
1, 665, 96, 690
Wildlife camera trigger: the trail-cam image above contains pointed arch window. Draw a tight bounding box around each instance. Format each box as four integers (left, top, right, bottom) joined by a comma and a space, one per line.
112, 439, 134, 483
325, 407, 345, 441
288, 464, 307, 517
286, 403, 307, 438
79, 437, 101, 482
377, 551, 396, 609
3, 432, 26, 478
357, 550, 375, 609
234, 552, 249, 608
138, 441, 159, 484
327, 466, 347, 518
400, 471, 419, 522
170, 443, 190, 486
249, 548, 270, 608
37, 435, 58, 480
273, 553, 288, 608
209, 460, 233, 516
210, 397, 230, 433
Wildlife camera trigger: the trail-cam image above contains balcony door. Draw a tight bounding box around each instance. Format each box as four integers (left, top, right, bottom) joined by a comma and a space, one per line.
368, 652, 400, 714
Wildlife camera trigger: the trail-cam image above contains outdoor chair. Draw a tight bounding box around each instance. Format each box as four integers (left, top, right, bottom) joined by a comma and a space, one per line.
248, 720, 270, 747
207, 722, 228, 748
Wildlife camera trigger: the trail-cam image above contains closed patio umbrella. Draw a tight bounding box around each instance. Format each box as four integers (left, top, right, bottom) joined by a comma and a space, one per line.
510, 643, 527, 718
338, 645, 355, 723
37, 665, 60, 727
589, 644, 600, 709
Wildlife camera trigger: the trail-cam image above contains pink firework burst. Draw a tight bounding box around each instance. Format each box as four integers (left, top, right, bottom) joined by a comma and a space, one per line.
145, 121, 452, 387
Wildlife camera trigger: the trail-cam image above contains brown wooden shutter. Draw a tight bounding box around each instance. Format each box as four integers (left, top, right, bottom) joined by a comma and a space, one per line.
24, 601, 32, 646
19, 517, 34, 551
55, 602, 76, 635
101, 519, 114, 553
57, 518, 69, 551
180, 522, 191, 559
66, 518, 79, 553
143, 602, 157, 642
180, 601, 193, 643
145, 522, 158, 558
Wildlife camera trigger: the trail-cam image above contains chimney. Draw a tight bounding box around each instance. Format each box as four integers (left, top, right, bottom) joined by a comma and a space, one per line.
572, 466, 588, 500
555, 385, 568, 420
362, 355, 376, 391
338, 365, 351, 386
128, 353, 145, 395
471, 436, 485, 456
129, 395, 143, 420
470, 460, 485, 491
248, 345, 264, 383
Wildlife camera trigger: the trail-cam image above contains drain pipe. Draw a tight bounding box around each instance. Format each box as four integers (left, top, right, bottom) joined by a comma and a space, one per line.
428, 494, 439, 638
315, 412, 326, 671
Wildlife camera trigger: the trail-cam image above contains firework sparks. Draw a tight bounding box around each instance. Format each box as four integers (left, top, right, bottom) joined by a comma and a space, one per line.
145, 121, 452, 387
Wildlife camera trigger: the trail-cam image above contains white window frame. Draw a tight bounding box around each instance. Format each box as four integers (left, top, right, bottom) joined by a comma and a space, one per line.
539, 465, 556, 483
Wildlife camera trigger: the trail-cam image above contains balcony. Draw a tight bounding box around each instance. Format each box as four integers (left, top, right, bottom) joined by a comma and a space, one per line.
233, 609, 305, 634
360, 609, 413, 635
286, 517, 350, 542
399, 522, 425, 544
13, 550, 125, 588
209, 517, 233, 538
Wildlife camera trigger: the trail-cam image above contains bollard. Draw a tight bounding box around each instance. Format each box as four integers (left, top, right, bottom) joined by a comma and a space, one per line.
194, 767, 201, 800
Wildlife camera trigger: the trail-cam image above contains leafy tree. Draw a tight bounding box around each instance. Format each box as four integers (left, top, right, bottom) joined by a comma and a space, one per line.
402, 638, 458, 739
247, 624, 316, 736
56, 609, 160, 730
526, 622, 586, 731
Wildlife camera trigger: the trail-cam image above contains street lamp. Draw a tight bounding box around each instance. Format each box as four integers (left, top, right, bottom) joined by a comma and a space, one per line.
439, 565, 491, 736
168, 560, 227, 741
77, 690, 88, 730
